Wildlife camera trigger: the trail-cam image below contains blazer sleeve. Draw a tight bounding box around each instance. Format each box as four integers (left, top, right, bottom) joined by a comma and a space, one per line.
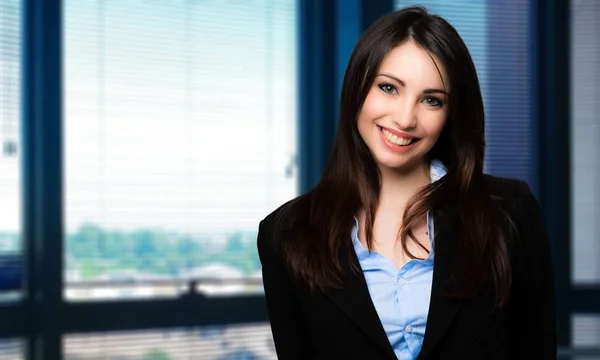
509, 182, 558, 359
257, 219, 317, 359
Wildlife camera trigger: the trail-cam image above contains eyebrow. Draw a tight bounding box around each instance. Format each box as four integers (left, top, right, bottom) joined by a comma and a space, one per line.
377, 73, 448, 95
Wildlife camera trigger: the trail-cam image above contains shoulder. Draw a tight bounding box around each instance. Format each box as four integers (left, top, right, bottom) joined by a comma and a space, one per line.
483, 173, 534, 201
484, 174, 548, 255
258, 192, 313, 253
483, 174, 541, 217
483, 174, 543, 238
260, 193, 311, 233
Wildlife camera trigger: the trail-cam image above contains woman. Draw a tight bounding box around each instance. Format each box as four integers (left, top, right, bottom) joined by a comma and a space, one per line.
257, 6, 556, 360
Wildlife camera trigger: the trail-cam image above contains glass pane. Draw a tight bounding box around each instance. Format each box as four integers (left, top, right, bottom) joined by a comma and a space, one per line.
0, 339, 24, 360
571, 0, 600, 284
558, 354, 600, 360
573, 314, 600, 350
0, 0, 22, 302
394, 0, 534, 185
64, 323, 275, 360
63, 0, 298, 300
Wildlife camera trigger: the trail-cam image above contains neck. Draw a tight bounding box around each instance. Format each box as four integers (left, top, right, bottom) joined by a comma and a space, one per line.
377, 160, 431, 213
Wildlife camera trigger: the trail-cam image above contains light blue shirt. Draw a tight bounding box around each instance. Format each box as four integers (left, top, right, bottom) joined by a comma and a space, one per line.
351, 160, 447, 360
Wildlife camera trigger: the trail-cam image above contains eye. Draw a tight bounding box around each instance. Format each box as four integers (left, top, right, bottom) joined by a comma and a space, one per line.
422, 96, 444, 108
378, 83, 398, 94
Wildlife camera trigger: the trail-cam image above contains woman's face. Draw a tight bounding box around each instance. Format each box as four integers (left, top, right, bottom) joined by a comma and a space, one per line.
357, 41, 449, 174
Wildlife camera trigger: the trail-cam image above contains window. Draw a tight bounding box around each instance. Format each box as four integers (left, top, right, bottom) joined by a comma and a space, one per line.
0, 0, 22, 302
63, 0, 298, 301
570, 0, 600, 351
394, 0, 534, 186
570, 0, 600, 285
0, 339, 23, 360
572, 315, 600, 350
64, 324, 275, 360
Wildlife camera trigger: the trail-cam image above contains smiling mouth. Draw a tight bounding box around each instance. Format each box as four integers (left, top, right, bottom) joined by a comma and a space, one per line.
379, 127, 420, 146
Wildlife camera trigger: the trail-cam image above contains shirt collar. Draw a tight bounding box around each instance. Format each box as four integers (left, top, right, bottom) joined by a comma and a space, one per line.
429, 159, 447, 183
351, 160, 447, 261
351, 217, 370, 260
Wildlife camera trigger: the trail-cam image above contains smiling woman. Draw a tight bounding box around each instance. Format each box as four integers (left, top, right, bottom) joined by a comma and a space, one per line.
258, 6, 557, 360
358, 42, 448, 172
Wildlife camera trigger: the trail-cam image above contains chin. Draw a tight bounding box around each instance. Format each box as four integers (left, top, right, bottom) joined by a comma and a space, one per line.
374, 154, 420, 173
375, 154, 407, 167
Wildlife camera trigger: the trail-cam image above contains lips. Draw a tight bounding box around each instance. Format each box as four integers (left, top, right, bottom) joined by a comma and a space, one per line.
378, 126, 420, 146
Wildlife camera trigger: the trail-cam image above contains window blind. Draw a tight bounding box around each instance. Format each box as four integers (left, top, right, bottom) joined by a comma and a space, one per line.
573, 315, 600, 349
0, 0, 22, 300
394, 0, 534, 185
570, 0, 600, 285
63, 0, 298, 301
0, 339, 23, 360
64, 324, 275, 360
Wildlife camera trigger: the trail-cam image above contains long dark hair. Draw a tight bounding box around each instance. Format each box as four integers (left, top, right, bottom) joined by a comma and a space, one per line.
276, 6, 512, 307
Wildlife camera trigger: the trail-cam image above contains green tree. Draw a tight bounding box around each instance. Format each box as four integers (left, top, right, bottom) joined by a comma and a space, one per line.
80, 259, 101, 280
133, 230, 157, 257
101, 231, 126, 260
143, 350, 170, 360
225, 233, 245, 253
67, 223, 103, 259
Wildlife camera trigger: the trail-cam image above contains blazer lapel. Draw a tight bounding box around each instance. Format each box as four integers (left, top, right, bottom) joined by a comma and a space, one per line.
322, 204, 462, 360
418, 206, 462, 359
324, 243, 398, 359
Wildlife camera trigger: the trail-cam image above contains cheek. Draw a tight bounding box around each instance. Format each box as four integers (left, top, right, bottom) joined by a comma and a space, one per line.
421, 113, 447, 140
358, 89, 388, 125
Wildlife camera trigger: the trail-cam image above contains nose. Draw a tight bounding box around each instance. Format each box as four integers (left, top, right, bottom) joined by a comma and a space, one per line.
392, 98, 417, 129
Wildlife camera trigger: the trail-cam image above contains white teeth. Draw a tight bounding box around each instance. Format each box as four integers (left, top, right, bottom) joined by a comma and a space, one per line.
382, 128, 414, 146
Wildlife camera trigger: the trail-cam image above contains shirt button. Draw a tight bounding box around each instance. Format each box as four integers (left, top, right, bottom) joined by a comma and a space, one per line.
398, 278, 407, 286
405, 325, 413, 333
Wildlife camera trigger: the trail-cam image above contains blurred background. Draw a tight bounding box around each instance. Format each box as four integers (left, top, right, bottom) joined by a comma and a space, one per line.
0, 0, 597, 359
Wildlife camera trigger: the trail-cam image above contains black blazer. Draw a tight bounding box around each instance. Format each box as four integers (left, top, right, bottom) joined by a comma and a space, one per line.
257, 176, 557, 359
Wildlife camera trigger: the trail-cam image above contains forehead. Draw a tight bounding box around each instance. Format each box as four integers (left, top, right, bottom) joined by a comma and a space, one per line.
378, 41, 449, 90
